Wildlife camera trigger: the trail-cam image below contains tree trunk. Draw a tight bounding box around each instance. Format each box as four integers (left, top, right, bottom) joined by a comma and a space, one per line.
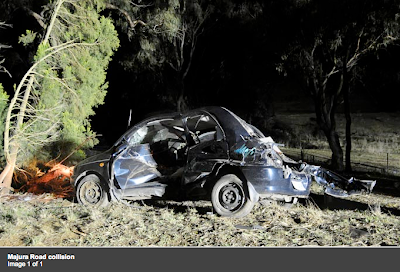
344, 98, 352, 172
312, 81, 344, 172
343, 53, 352, 172
177, 93, 187, 113
0, 143, 18, 194
0, 156, 15, 194
176, 81, 188, 113
324, 128, 344, 172
0, 163, 13, 194
0, 0, 64, 192
0, 74, 33, 192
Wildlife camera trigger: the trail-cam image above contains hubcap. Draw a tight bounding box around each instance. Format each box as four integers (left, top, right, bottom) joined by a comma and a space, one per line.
219, 182, 244, 211
79, 180, 102, 205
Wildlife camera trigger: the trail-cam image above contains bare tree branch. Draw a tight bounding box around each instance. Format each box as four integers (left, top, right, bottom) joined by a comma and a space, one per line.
130, 1, 153, 8
23, 7, 46, 29
0, 22, 12, 77
105, 3, 147, 29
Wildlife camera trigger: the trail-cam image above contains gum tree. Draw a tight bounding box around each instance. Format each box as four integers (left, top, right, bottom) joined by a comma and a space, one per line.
0, 0, 119, 193
103, 0, 213, 112
279, 0, 400, 171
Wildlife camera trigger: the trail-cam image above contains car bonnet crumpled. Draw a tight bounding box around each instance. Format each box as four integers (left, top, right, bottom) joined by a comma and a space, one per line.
232, 135, 376, 197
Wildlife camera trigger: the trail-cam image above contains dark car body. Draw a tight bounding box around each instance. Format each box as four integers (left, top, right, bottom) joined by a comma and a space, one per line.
73, 106, 375, 217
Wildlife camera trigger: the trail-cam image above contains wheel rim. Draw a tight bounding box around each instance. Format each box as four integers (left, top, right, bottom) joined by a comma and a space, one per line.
219, 182, 245, 211
79, 180, 103, 205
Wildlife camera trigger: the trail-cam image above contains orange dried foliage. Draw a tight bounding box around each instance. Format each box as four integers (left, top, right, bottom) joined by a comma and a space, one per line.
17, 163, 75, 199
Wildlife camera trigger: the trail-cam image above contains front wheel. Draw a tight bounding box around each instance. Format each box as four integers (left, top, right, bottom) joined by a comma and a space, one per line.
76, 174, 110, 207
211, 174, 255, 218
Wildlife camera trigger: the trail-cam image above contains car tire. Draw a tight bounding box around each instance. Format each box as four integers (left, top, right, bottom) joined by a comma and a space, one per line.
76, 174, 110, 207
211, 174, 255, 218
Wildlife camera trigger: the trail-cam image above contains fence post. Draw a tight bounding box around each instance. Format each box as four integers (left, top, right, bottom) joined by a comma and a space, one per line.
301, 149, 304, 161
387, 153, 389, 172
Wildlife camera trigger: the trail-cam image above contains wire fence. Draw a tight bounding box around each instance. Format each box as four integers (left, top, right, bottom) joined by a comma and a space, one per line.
282, 148, 400, 177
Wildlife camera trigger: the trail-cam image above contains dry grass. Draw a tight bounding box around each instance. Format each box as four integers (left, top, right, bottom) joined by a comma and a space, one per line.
0, 193, 399, 247
273, 112, 400, 172
277, 112, 400, 152
281, 147, 400, 172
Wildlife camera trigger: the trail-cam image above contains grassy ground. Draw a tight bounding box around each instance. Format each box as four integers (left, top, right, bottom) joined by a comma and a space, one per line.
276, 112, 400, 150
273, 112, 400, 173
0, 190, 399, 247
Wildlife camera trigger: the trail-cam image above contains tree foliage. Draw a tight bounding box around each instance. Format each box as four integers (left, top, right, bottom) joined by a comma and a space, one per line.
105, 0, 214, 112
16, 0, 118, 162
0, 22, 12, 77
278, 0, 400, 171
0, 0, 119, 191
0, 84, 8, 166
0, 22, 11, 167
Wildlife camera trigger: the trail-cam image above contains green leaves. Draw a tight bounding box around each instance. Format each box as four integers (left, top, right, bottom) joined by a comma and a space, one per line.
6, 0, 119, 165
36, 0, 119, 161
18, 30, 37, 47
0, 84, 9, 165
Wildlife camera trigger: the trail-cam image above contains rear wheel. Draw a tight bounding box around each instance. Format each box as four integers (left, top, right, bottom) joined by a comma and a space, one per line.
211, 174, 255, 218
76, 174, 110, 207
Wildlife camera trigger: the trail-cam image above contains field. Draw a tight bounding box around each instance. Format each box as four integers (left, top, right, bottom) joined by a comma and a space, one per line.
275, 112, 400, 172
0, 187, 399, 247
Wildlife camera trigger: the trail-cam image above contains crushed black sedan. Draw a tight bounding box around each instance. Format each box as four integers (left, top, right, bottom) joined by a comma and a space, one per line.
72, 106, 375, 217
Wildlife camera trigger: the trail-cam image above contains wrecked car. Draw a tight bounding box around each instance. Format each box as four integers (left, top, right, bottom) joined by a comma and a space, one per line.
72, 106, 375, 218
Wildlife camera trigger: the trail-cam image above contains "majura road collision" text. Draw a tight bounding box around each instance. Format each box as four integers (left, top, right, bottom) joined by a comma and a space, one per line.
7, 253, 75, 268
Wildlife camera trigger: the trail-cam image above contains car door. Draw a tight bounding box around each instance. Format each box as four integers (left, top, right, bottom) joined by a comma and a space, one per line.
183, 112, 229, 185
111, 117, 187, 192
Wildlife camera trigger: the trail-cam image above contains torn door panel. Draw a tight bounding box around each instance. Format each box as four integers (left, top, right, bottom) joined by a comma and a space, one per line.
113, 143, 161, 190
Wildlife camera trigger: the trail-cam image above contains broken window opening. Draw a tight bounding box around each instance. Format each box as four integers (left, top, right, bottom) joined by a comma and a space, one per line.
113, 118, 187, 191
187, 114, 220, 145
